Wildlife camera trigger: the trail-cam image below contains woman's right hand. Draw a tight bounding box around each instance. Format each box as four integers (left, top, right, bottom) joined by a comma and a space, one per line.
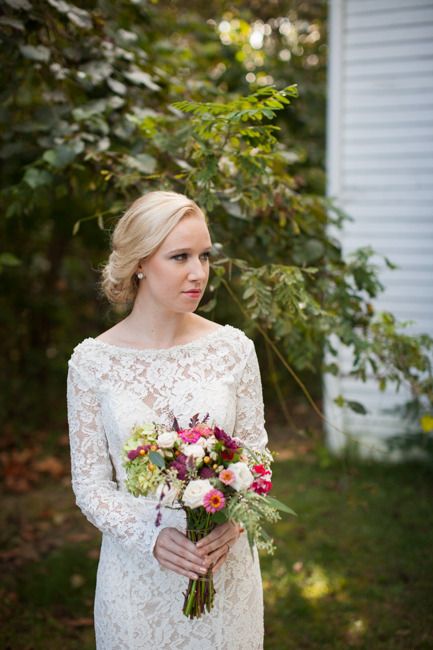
153, 527, 211, 580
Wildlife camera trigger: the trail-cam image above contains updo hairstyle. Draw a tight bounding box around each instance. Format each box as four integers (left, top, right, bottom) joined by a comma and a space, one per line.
99, 191, 207, 306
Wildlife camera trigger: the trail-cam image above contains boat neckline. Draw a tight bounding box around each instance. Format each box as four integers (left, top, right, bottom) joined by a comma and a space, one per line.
84, 323, 231, 354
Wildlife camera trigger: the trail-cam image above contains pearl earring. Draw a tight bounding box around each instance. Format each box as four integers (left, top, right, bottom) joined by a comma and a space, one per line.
137, 272, 144, 280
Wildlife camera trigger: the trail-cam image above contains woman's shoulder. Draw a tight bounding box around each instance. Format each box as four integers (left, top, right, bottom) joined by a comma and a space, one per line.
67, 336, 104, 380
217, 324, 256, 365
222, 323, 252, 345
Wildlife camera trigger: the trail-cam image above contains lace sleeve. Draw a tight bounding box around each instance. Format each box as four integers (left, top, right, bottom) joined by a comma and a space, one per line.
66, 361, 180, 555
234, 338, 271, 458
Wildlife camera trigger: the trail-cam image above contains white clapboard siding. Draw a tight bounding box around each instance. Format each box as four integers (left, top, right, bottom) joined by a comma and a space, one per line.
345, 57, 433, 79
346, 76, 433, 92
325, 0, 433, 459
348, 22, 433, 46
346, 4, 433, 29
347, 0, 433, 15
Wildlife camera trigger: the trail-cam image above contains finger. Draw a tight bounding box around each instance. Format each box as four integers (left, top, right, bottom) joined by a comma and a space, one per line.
156, 549, 208, 575
196, 531, 236, 556
196, 524, 232, 553
196, 521, 239, 546
207, 545, 228, 567
159, 530, 208, 563
196, 522, 230, 546
170, 530, 205, 555
211, 549, 229, 574
159, 540, 210, 567
157, 557, 201, 580
156, 547, 210, 574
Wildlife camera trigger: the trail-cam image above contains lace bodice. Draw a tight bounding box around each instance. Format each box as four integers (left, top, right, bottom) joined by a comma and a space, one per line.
66, 323, 268, 649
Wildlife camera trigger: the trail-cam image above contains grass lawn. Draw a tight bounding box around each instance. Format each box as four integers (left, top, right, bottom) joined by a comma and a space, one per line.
262, 447, 433, 649
1, 442, 432, 649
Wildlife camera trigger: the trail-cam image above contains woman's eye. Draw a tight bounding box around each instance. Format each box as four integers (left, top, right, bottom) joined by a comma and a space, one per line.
171, 252, 211, 261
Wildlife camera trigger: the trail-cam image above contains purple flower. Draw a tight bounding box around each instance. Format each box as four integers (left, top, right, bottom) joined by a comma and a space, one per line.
214, 427, 240, 450
199, 466, 215, 479
170, 453, 188, 480
127, 445, 150, 460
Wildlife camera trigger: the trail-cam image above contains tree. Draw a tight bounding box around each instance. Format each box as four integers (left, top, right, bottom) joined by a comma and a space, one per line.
1, 0, 431, 440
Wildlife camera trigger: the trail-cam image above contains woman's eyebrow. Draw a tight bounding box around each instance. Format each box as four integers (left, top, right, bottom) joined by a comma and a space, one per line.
168, 246, 213, 254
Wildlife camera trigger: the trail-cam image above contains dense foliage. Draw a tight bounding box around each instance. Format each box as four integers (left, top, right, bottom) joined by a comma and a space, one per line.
1, 0, 431, 442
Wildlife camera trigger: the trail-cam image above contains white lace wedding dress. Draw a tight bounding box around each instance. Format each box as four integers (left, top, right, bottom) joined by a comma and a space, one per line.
66, 323, 269, 650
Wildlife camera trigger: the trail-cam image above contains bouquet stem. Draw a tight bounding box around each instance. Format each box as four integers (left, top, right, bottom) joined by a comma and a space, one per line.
183, 513, 216, 619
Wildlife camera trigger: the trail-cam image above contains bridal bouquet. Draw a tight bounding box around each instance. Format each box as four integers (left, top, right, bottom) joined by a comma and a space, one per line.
123, 413, 295, 619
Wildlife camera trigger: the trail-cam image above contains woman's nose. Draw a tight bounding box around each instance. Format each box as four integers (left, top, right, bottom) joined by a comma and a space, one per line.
187, 257, 207, 280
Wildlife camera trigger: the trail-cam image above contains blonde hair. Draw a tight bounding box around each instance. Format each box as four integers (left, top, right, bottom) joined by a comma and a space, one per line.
99, 191, 207, 305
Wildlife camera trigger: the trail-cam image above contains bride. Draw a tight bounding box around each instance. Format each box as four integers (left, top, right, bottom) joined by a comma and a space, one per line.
67, 190, 269, 649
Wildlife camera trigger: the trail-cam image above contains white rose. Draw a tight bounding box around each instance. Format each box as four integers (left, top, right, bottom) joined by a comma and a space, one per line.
182, 479, 213, 509
157, 430, 178, 448
227, 462, 254, 491
182, 444, 205, 459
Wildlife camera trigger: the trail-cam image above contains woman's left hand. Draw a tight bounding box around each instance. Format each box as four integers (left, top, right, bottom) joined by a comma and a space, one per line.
195, 520, 243, 574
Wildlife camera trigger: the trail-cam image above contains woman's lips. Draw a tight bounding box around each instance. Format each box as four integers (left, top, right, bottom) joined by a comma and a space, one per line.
183, 290, 201, 297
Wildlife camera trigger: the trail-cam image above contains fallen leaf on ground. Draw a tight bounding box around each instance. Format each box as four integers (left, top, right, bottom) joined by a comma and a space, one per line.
34, 456, 65, 478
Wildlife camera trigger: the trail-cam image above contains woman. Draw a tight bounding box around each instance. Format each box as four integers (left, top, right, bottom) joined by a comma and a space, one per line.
67, 191, 269, 649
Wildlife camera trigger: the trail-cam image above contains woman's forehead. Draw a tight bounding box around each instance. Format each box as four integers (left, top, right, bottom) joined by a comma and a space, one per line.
161, 215, 211, 249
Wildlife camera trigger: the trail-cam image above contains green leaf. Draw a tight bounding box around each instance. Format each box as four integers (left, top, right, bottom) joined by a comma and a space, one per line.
107, 77, 127, 95
72, 99, 108, 121
149, 451, 165, 468
242, 286, 256, 300
347, 400, 368, 415
265, 496, 297, 516
124, 69, 161, 90
19, 44, 50, 62
43, 146, 76, 169
384, 256, 398, 270
66, 7, 92, 30
0, 17, 25, 30
198, 297, 216, 313
123, 154, 157, 174
0, 253, 22, 270
4, 0, 31, 11
211, 510, 227, 524
23, 168, 53, 189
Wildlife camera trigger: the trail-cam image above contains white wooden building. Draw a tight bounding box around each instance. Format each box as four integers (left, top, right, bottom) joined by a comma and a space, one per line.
324, 0, 433, 458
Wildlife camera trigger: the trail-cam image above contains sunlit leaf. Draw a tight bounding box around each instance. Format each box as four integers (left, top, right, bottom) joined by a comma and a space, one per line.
198, 297, 216, 313
19, 44, 50, 62
0, 16, 25, 30
0, 253, 22, 270
124, 69, 161, 90
43, 146, 76, 169
420, 415, 433, 433
123, 154, 157, 174
22, 168, 53, 188
4, 0, 31, 9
